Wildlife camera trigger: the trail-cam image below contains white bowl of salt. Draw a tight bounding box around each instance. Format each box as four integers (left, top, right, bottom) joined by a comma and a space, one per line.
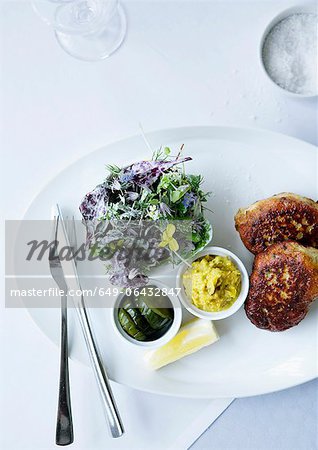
260, 5, 317, 98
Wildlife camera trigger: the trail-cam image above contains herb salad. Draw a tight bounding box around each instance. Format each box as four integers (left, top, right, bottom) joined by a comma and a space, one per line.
80, 147, 212, 287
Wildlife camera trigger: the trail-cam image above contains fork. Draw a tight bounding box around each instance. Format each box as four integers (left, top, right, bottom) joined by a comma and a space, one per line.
49, 215, 74, 446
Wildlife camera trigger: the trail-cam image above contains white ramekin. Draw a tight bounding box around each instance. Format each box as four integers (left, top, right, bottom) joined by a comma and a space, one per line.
112, 279, 182, 348
259, 4, 318, 98
176, 246, 249, 320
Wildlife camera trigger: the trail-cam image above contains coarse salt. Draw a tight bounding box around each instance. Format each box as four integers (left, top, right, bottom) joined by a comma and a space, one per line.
262, 13, 318, 95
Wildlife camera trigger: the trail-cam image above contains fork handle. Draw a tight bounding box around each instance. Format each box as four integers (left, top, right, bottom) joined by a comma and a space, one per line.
56, 296, 74, 446
75, 296, 124, 438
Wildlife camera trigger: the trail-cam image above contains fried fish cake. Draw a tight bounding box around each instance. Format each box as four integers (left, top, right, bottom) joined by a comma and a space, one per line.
245, 241, 318, 332
235, 193, 318, 254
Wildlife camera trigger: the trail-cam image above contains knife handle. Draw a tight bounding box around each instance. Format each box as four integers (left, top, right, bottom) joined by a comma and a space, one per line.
56, 295, 74, 446
75, 296, 124, 438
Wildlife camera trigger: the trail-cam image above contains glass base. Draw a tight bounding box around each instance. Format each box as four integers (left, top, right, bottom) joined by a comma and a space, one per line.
55, 4, 126, 61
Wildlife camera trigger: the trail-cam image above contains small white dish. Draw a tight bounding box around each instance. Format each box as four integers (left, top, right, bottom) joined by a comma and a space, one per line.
112, 279, 182, 349
176, 246, 249, 320
259, 4, 318, 98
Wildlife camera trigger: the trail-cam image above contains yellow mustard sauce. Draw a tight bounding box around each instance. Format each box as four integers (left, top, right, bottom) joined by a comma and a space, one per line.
183, 255, 241, 312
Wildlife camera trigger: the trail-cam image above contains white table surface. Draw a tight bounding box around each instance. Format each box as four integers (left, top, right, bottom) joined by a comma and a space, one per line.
1, 1, 317, 449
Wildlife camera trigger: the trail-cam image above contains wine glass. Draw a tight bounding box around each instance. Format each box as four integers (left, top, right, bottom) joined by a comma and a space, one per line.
32, 0, 127, 61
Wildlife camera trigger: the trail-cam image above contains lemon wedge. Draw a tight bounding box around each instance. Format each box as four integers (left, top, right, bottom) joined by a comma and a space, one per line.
144, 319, 219, 370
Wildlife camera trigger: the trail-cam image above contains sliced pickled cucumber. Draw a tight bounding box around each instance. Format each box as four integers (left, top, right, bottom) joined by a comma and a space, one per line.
118, 289, 174, 342
138, 289, 174, 320
125, 304, 152, 336
150, 322, 173, 340
138, 300, 172, 330
118, 308, 147, 341
150, 307, 173, 320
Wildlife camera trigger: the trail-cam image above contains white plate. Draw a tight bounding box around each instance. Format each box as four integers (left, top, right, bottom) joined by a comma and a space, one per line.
23, 126, 318, 398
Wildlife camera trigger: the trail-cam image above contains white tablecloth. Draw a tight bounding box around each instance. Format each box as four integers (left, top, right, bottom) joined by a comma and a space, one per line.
1, 1, 317, 449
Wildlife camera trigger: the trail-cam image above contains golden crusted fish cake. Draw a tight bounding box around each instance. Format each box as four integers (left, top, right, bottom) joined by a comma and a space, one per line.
235, 193, 318, 254
245, 241, 318, 331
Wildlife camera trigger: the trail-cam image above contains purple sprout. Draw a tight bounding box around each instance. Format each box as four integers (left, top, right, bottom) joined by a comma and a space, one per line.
79, 184, 109, 222
121, 157, 192, 189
